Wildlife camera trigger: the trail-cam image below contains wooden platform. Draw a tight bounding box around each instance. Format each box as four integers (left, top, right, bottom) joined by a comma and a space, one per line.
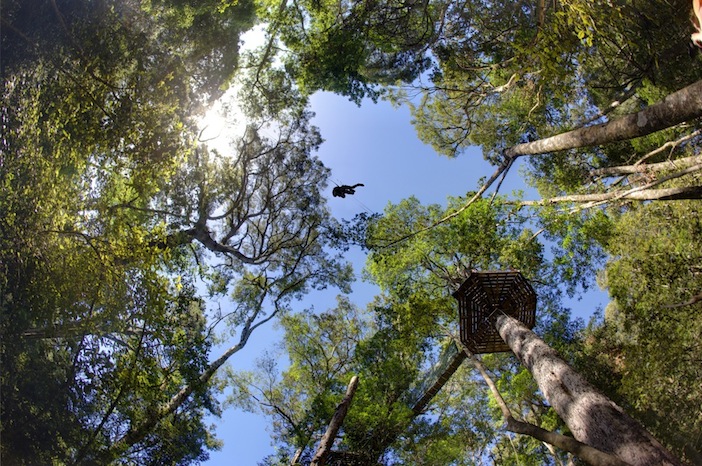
453, 271, 536, 354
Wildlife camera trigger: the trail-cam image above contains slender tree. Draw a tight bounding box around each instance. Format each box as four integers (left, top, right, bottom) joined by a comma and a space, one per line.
452, 335, 630, 466
310, 376, 360, 466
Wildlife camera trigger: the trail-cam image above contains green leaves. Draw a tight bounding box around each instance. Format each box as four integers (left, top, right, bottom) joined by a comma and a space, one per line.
259, 0, 436, 103
366, 195, 544, 296
569, 200, 702, 462
5, 0, 702, 463
240, 297, 426, 464
1, 1, 354, 463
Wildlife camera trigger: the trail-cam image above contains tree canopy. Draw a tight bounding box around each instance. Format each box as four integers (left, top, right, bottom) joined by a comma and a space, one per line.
3, 0, 702, 464
2, 1, 351, 463
237, 0, 702, 463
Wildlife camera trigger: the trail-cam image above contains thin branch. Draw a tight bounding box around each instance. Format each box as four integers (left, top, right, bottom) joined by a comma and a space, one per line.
253, 0, 289, 88
380, 157, 516, 249
50, 0, 83, 54
108, 203, 189, 219
664, 291, 702, 309
521, 162, 702, 207
71, 323, 147, 466
490, 157, 515, 205
632, 128, 702, 166
520, 185, 702, 207
577, 86, 640, 129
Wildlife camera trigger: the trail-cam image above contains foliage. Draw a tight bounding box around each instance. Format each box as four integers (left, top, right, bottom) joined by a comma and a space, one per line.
235, 0, 702, 462
406, 0, 701, 163
575, 200, 702, 463
231, 297, 421, 464
257, 0, 702, 168
4, 0, 702, 463
362, 196, 591, 464
257, 0, 438, 103
241, 194, 590, 464
363, 195, 564, 334
1, 1, 352, 463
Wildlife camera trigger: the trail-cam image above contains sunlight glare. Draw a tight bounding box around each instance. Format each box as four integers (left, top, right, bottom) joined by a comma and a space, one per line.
196, 25, 268, 155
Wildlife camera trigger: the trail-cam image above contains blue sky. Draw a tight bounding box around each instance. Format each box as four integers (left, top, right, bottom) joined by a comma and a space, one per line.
203, 91, 608, 465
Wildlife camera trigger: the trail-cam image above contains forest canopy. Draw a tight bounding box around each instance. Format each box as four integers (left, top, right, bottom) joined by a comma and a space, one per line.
2, 0, 701, 464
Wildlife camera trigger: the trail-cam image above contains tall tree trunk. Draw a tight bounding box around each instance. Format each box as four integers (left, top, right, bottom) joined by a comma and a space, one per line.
459, 337, 630, 466
519, 186, 702, 205
505, 80, 702, 157
310, 375, 359, 466
494, 313, 681, 466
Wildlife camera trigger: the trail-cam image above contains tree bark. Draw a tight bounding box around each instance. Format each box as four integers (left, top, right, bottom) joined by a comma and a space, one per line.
310, 375, 359, 466
455, 337, 630, 466
505, 79, 702, 157
290, 446, 304, 465
494, 313, 682, 466
591, 154, 702, 177
520, 186, 702, 205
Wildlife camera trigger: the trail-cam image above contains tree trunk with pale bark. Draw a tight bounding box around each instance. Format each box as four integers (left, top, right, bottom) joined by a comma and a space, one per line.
494, 313, 681, 466
519, 186, 702, 205
505, 80, 702, 157
310, 375, 359, 466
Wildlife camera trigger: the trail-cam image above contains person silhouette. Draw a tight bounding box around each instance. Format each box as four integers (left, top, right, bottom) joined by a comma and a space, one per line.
332, 183, 364, 198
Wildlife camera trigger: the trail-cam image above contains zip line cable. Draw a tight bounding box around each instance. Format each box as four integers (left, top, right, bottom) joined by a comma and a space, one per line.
329, 155, 516, 250
330, 178, 375, 215
377, 156, 517, 249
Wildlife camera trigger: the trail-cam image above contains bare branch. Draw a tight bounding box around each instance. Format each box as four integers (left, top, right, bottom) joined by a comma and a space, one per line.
520, 186, 702, 206
522, 162, 702, 207
632, 128, 702, 166
592, 153, 702, 177
310, 376, 359, 466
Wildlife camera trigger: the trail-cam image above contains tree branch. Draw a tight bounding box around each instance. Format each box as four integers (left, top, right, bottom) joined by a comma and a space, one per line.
592, 153, 702, 177
310, 375, 359, 466
521, 161, 702, 207
664, 291, 702, 309
519, 186, 702, 206
71, 323, 147, 466
630, 129, 702, 167
505, 80, 702, 157
380, 157, 515, 248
